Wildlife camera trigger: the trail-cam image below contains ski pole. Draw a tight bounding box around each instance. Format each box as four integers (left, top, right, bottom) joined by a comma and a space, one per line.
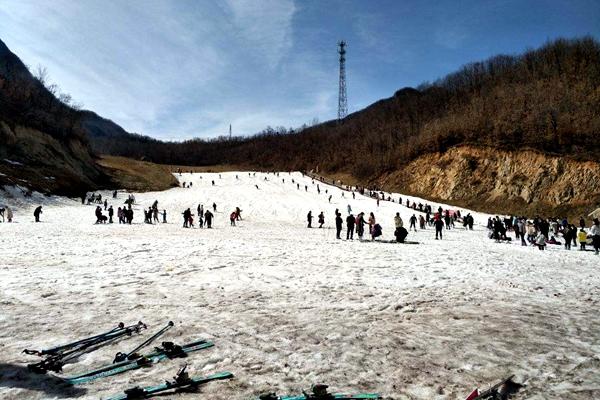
23, 321, 145, 356
27, 322, 147, 374
23, 323, 125, 356
113, 321, 174, 363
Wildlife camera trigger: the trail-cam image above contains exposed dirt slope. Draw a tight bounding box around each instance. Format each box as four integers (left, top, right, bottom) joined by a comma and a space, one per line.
378, 146, 600, 218
97, 156, 178, 192
0, 122, 104, 196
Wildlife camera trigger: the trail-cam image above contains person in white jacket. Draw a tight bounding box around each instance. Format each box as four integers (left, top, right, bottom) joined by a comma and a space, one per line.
394, 212, 403, 228
535, 232, 546, 250
590, 218, 600, 255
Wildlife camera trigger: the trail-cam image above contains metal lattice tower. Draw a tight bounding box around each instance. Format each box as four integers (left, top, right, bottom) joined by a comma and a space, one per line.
337, 40, 347, 121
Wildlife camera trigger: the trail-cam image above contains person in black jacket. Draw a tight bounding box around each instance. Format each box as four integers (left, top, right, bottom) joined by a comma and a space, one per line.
335, 211, 343, 239
307, 211, 313, 228
434, 217, 444, 240
33, 206, 42, 222
346, 214, 355, 240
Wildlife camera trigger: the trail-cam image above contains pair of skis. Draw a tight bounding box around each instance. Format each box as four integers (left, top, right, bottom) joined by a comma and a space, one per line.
259, 384, 381, 400
24, 321, 147, 374
106, 364, 233, 400
23, 321, 216, 386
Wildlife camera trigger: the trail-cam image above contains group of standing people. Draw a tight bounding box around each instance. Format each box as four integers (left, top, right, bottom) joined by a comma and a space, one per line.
182, 203, 215, 228
309, 209, 382, 241
489, 215, 600, 254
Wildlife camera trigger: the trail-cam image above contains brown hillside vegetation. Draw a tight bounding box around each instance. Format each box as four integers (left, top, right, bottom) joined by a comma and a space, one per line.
90, 37, 600, 175
87, 37, 600, 216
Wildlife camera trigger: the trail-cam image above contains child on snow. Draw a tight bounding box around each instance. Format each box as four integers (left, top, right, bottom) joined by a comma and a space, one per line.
578, 229, 587, 250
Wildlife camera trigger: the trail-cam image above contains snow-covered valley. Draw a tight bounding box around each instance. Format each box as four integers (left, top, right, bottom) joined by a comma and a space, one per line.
1, 171, 599, 399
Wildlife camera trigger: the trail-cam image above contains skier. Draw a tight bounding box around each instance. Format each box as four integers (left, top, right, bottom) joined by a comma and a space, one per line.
307, 211, 313, 228
335, 211, 343, 239
355, 212, 365, 239
328, 195, 332, 203
318, 212, 324, 228
230, 211, 237, 226
535, 231, 546, 250
108, 205, 114, 224
563, 225, 574, 250
367, 212, 376, 236
434, 217, 444, 240
104, 199, 108, 211
153, 208, 159, 223
33, 206, 43, 222
162, 210, 167, 223
213, 202, 217, 212
204, 210, 214, 228
591, 219, 600, 255
394, 213, 403, 229
347, 204, 352, 215
95, 206, 106, 224
346, 213, 355, 240
182, 208, 192, 228
409, 214, 417, 232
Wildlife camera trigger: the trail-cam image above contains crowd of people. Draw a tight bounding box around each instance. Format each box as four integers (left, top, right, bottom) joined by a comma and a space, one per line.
5, 170, 600, 258
488, 215, 600, 254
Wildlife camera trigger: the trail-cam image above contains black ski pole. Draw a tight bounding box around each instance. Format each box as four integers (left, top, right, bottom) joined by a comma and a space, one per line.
113, 321, 174, 363
23, 323, 125, 356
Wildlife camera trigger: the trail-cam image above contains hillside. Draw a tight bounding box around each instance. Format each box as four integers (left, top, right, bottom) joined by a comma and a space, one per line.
85, 37, 600, 217
0, 38, 105, 196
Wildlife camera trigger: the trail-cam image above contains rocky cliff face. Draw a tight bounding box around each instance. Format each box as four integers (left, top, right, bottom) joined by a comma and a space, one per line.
379, 146, 600, 218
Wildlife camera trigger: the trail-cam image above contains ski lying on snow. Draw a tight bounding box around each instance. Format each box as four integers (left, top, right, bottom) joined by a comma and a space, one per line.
64, 339, 213, 385
259, 385, 381, 400
272, 394, 381, 400
106, 366, 233, 400
467, 375, 517, 400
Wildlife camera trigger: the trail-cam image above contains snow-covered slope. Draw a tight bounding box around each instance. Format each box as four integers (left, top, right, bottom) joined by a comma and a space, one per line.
1, 172, 599, 399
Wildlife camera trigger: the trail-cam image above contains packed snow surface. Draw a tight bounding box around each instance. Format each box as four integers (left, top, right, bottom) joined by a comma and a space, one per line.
1, 171, 599, 400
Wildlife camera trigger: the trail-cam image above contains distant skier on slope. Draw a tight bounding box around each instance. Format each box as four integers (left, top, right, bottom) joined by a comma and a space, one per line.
335, 212, 343, 239
368, 212, 376, 235
591, 219, 600, 255
307, 211, 313, 228
394, 212, 403, 229
356, 212, 366, 239
204, 210, 214, 228
346, 213, 355, 240
434, 217, 444, 240
213, 203, 217, 212
33, 206, 42, 222
318, 212, 324, 228
409, 214, 417, 231
182, 208, 192, 228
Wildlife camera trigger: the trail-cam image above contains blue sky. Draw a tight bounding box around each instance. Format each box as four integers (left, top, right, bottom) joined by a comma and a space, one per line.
1, 0, 599, 140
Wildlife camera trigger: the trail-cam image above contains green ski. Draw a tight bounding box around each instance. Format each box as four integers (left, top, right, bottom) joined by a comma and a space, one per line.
65, 339, 213, 385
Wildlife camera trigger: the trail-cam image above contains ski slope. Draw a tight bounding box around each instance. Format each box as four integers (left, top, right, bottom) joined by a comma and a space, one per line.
0, 171, 599, 400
